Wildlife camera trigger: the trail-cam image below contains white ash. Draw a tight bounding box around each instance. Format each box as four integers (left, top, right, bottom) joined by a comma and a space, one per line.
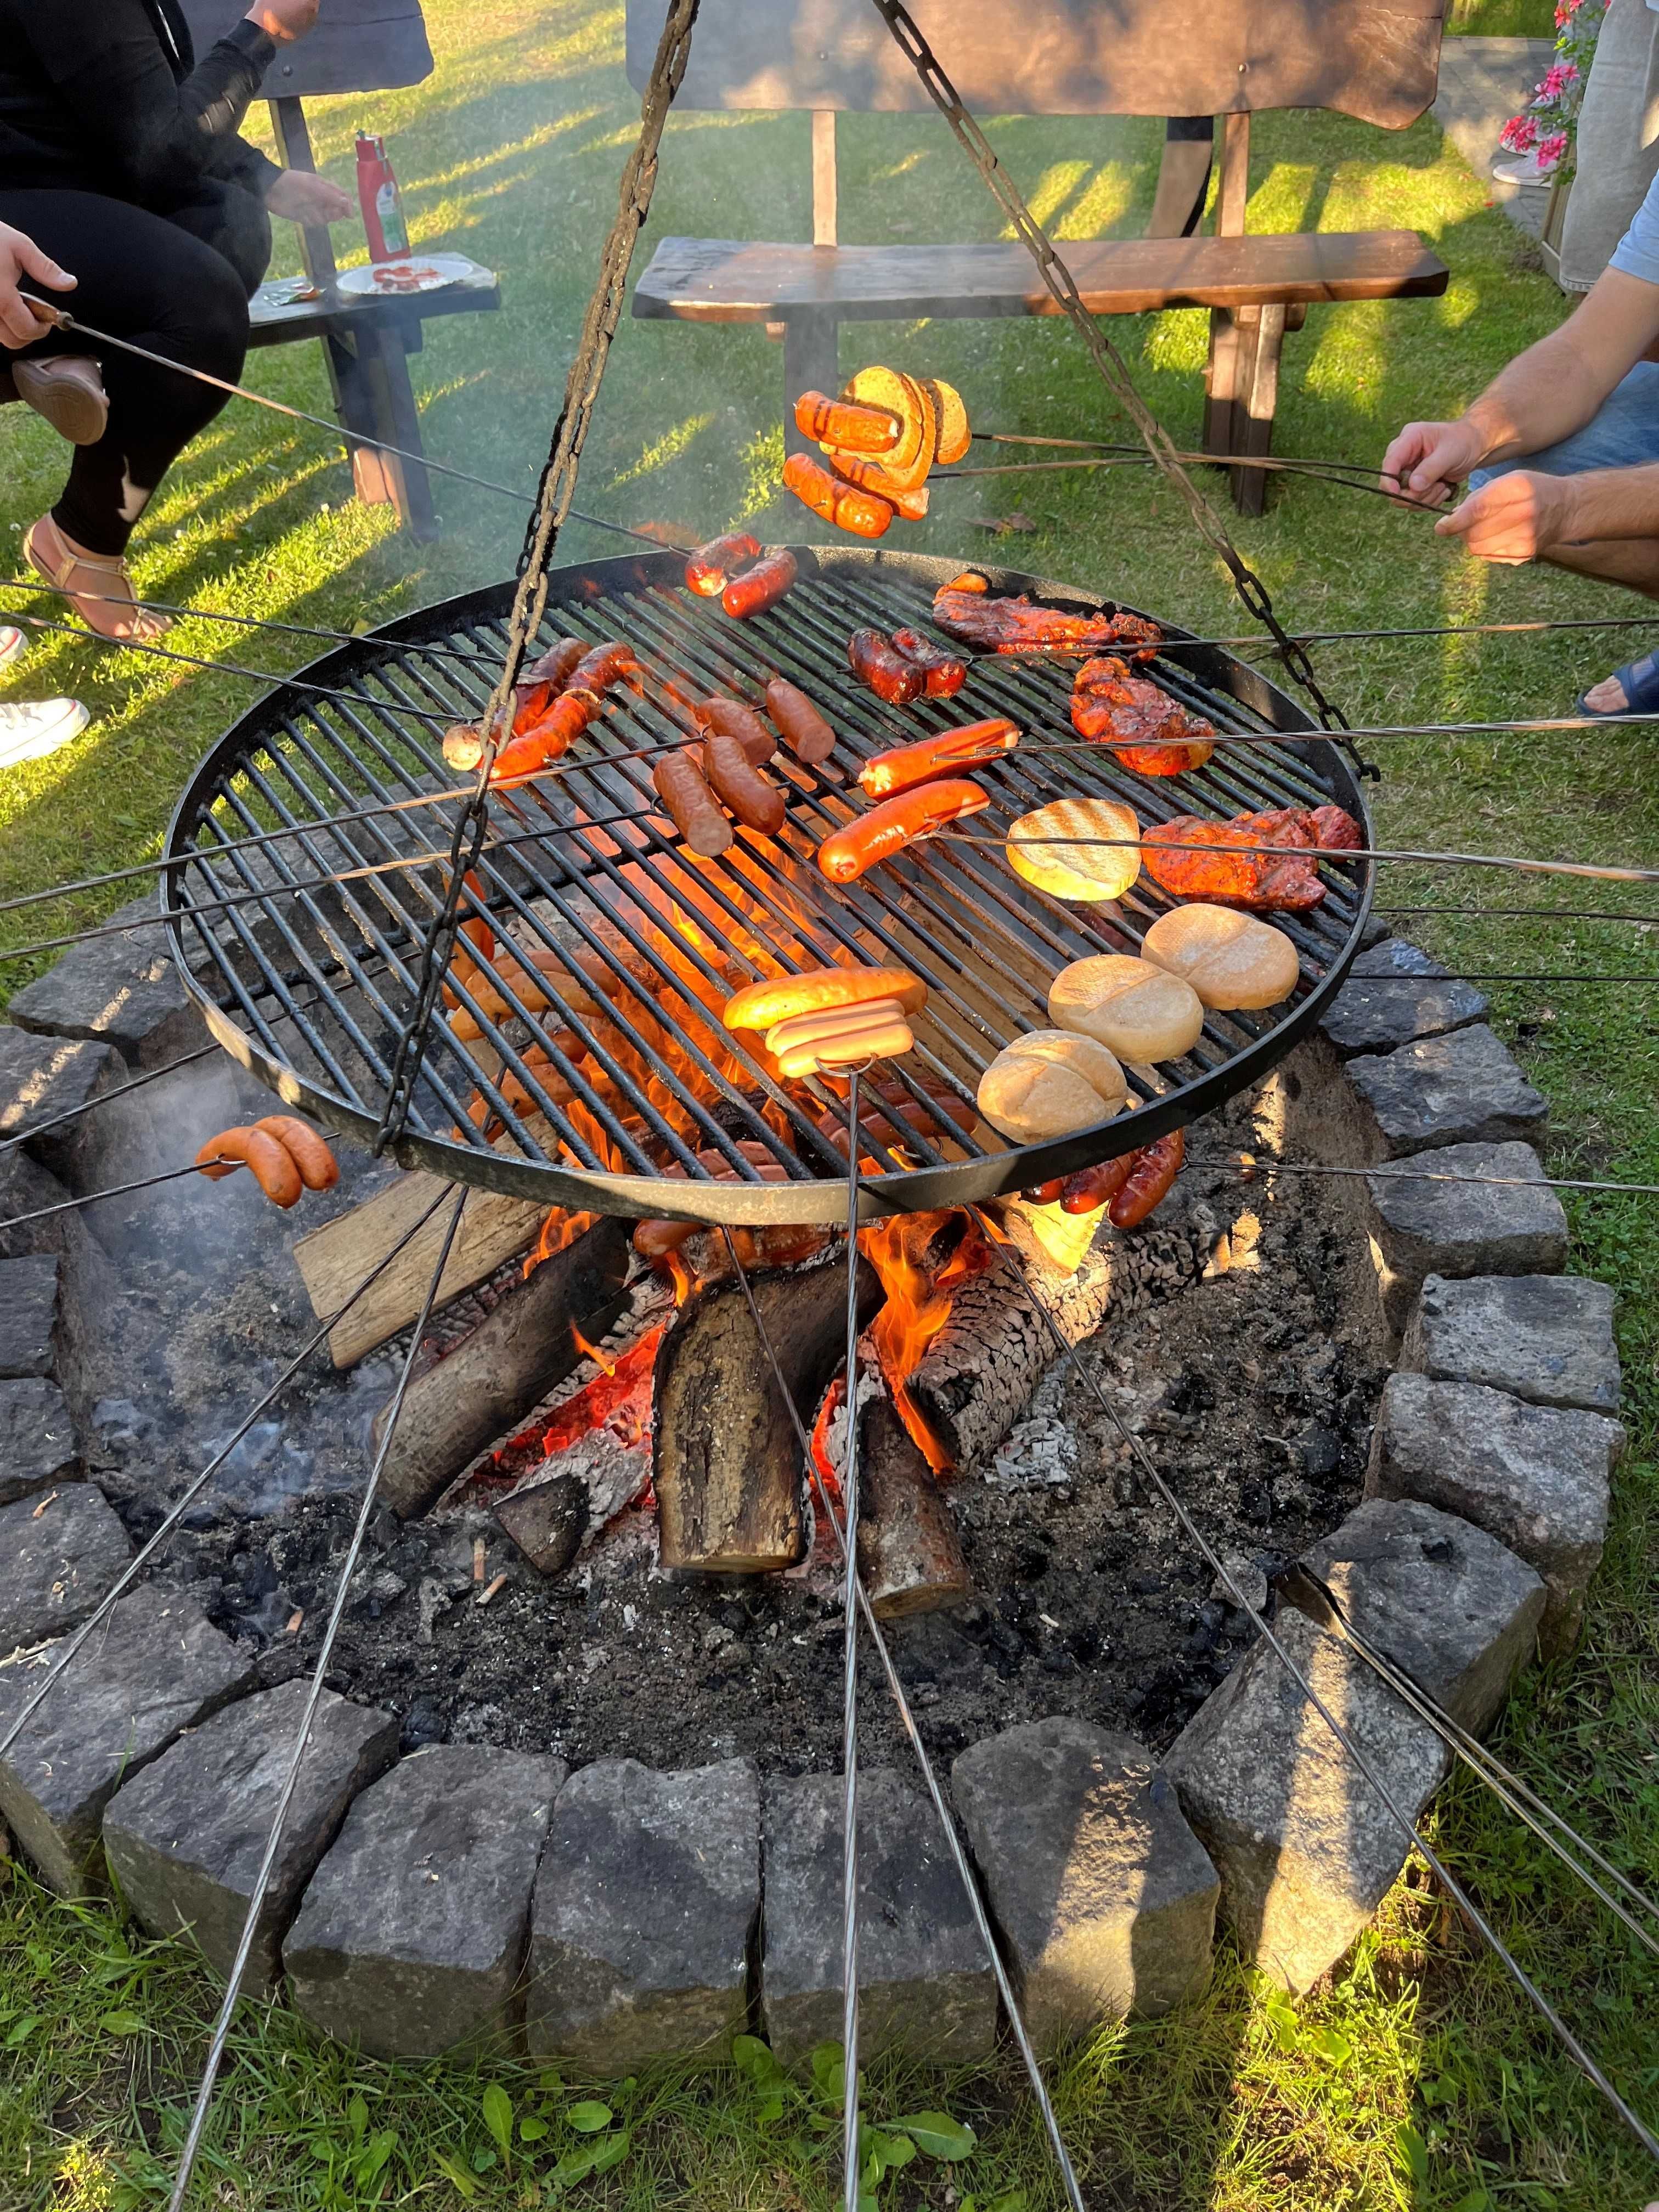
987, 1363, 1079, 1490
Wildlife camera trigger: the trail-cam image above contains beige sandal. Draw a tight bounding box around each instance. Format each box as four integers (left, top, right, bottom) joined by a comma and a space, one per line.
24, 516, 170, 644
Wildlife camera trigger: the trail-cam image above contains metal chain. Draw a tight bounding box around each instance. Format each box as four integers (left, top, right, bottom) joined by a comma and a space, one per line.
863, 0, 1357, 756
371, 0, 700, 1155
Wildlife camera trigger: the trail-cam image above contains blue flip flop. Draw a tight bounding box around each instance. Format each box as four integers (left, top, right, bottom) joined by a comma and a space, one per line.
1577, 648, 1659, 718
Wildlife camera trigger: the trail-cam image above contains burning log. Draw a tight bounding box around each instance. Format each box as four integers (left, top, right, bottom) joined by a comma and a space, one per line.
654, 1249, 881, 1575
855, 1390, 972, 1619
906, 1192, 1215, 1472
373, 1216, 631, 1519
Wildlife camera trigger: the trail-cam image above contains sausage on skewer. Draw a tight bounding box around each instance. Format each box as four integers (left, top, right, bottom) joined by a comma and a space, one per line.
890, 627, 967, 698
765, 677, 836, 764
1109, 1128, 1184, 1227
817, 777, 991, 884
701, 729, 786, 834
686, 532, 762, 596
702, 696, 777, 765
848, 626, 923, 706
723, 549, 798, 618
653, 751, 733, 857
793, 390, 902, 452
859, 718, 1019, 798
782, 453, 895, 539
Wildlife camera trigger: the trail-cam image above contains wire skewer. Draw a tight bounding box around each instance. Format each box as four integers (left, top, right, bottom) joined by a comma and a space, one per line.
838, 1064, 866, 2212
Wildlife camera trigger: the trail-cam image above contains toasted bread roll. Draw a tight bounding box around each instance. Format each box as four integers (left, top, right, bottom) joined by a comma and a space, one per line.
724, 965, 927, 1032
1007, 797, 1141, 902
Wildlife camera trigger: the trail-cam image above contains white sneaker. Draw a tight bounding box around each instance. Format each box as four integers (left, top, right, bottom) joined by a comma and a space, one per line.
0, 626, 22, 674
1491, 152, 1555, 188
0, 698, 91, 765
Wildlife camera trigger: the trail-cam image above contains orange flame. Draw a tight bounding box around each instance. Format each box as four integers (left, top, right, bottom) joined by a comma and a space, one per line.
809, 1375, 845, 1503
571, 1322, 618, 1377
858, 1210, 996, 1473
665, 1246, 696, 1308
523, 1205, 599, 1280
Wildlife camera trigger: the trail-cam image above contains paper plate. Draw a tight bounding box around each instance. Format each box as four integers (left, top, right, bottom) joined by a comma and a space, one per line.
335, 253, 478, 298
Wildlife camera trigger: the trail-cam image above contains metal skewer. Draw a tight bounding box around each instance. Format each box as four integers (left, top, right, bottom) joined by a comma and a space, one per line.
838, 1061, 866, 2212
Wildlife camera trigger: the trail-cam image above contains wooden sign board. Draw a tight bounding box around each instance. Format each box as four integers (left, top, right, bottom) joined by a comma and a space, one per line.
179, 0, 433, 97
627, 0, 1445, 129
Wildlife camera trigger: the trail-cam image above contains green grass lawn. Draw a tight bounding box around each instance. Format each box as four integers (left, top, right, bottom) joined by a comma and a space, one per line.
3, 5, 1658, 2209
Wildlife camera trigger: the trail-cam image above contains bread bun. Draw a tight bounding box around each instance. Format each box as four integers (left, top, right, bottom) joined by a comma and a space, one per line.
723, 965, 926, 1031
976, 1029, 1127, 1144
1048, 953, 1205, 1061
1006, 798, 1140, 902
1140, 905, 1300, 1010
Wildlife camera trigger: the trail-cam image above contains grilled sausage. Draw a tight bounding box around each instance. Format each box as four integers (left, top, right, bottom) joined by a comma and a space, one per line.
1059, 1155, 1133, 1215
890, 627, 968, 698
1109, 1128, 1184, 1228
782, 452, 895, 539
567, 641, 641, 694
792, 390, 901, 453
254, 1115, 339, 1192
825, 451, 930, 521
702, 696, 777, 765
848, 627, 923, 706
765, 677, 836, 765
723, 549, 798, 619
816, 778, 991, 884
522, 636, 587, 689
701, 729, 786, 834
653, 751, 733, 856
195, 1126, 303, 1209
859, 719, 1019, 798
1021, 1178, 1066, 1205
724, 966, 927, 1031
686, 532, 763, 596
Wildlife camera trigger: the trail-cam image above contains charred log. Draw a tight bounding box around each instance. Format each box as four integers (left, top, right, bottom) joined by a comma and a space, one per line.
373, 1216, 630, 1519
654, 1249, 881, 1574
494, 1471, 589, 1577
855, 1390, 972, 1619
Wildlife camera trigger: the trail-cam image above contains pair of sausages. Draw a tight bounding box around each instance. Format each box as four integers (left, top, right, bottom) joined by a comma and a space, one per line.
684, 535, 799, 618
1024, 1128, 1185, 1228
846, 627, 967, 706
782, 453, 896, 541
196, 1115, 338, 1210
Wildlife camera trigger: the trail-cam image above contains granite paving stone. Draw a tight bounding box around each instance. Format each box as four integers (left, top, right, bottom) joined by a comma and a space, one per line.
1366, 1141, 1568, 1331
0, 1482, 131, 1651
1402, 1272, 1620, 1415
104, 1680, 399, 1985
952, 1717, 1217, 2048
1318, 938, 1489, 1059
8, 895, 204, 1069
284, 1745, 564, 2058
527, 1757, 759, 2072
762, 1767, 996, 2069
1365, 1372, 1622, 1658
1346, 1025, 1548, 1161
0, 1029, 124, 1182
0, 1378, 80, 1505
0, 1588, 256, 1894
0, 1256, 61, 1380
1295, 1498, 1545, 1734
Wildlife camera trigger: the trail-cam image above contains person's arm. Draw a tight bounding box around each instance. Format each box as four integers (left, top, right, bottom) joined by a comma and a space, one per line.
1381, 269, 1659, 504
0, 223, 75, 350
15, 0, 319, 207
1435, 459, 1659, 563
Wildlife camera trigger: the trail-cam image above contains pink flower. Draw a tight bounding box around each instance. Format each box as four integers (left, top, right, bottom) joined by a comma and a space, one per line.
1502, 114, 1540, 151
1536, 131, 1570, 168
1540, 61, 1578, 99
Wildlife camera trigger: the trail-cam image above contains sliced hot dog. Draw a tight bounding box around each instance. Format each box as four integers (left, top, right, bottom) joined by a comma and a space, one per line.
762, 995, 910, 1057
701, 729, 786, 835
816, 777, 991, 884
723, 550, 797, 619
775, 1012, 915, 1078
255, 1115, 340, 1192
765, 678, 836, 765
653, 751, 733, 857
860, 719, 1019, 798
724, 965, 927, 1032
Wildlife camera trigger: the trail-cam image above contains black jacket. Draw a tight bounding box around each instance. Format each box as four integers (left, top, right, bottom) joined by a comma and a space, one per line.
0, 0, 281, 208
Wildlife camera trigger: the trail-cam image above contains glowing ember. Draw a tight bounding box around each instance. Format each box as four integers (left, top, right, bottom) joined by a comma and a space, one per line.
858, 1210, 996, 1472
528, 1325, 664, 1464
809, 1375, 845, 1502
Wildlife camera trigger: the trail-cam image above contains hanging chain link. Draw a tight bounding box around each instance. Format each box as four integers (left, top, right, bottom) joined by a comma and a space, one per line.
865, 0, 1360, 756
373, 0, 701, 1153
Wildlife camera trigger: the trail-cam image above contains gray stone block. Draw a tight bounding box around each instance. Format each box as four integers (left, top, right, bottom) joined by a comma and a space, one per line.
103, 1680, 398, 1986
0, 1030, 124, 1182
8, 896, 203, 1070
1366, 1141, 1568, 1332
1297, 1499, 1545, 1734
1402, 1273, 1620, 1415
761, 1768, 996, 2070
1365, 1373, 1622, 1658
1163, 1607, 1449, 1991
284, 1745, 563, 2058
1318, 939, 1489, 1060
0, 1148, 71, 1262
0, 1589, 256, 1894
951, 1718, 1217, 2049
0, 1482, 131, 1651
1346, 1025, 1548, 1161
0, 1378, 79, 1504
527, 1757, 759, 2073
0, 1255, 61, 1380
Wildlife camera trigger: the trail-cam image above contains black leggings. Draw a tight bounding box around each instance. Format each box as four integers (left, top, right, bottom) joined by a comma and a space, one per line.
0, 185, 265, 556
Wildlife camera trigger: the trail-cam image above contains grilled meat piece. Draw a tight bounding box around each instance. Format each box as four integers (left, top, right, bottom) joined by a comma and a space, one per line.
1143, 805, 1362, 912
931, 572, 1160, 659
1071, 654, 1215, 775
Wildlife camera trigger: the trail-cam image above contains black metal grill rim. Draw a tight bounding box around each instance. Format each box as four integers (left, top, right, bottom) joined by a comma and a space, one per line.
164, 547, 1373, 1226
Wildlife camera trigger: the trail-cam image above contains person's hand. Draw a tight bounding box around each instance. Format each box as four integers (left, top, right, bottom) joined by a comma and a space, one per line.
1380, 417, 1488, 508
0, 222, 75, 350
1434, 470, 1575, 565
244, 0, 320, 42
264, 170, 353, 224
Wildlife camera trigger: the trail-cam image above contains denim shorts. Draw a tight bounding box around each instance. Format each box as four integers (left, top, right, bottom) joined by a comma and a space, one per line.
1469, 359, 1659, 489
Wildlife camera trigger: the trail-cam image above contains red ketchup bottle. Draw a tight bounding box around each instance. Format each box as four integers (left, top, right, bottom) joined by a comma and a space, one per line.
355, 133, 411, 261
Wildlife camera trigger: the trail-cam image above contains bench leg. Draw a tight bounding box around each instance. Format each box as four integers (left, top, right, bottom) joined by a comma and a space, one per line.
783, 310, 840, 459
1231, 303, 1285, 519
323, 334, 396, 507
355, 325, 439, 541
1203, 307, 1243, 463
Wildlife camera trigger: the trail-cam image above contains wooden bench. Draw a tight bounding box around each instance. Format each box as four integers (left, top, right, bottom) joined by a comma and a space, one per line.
627, 0, 1452, 516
